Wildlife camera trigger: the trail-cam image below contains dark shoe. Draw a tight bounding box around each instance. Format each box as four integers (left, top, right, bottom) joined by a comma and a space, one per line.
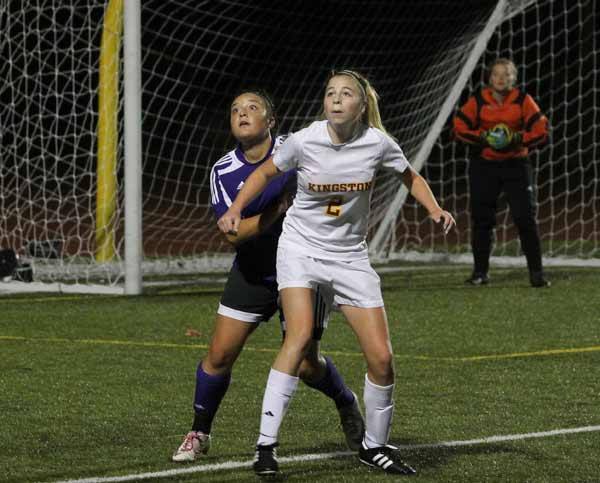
253, 443, 279, 476
465, 272, 489, 286
358, 442, 416, 475
530, 271, 551, 288
338, 391, 365, 451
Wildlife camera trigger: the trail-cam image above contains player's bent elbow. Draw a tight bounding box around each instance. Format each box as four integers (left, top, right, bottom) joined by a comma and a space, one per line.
224, 232, 246, 247
225, 233, 237, 245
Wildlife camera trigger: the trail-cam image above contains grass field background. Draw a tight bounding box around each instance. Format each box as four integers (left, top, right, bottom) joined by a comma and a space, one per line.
1, 265, 599, 482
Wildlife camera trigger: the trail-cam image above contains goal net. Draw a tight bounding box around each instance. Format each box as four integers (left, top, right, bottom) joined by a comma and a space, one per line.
371, 0, 599, 267
1, 0, 597, 294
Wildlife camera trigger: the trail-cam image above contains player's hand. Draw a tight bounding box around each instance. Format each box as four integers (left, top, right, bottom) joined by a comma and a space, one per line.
510, 130, 523, 147
217, 206, 242, 236
429, 209, 456, 235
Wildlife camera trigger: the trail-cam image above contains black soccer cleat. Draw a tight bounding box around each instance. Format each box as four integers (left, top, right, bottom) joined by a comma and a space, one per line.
359, 442, 416, 475
465, 272, 489, 286
530, 271, 551, 288
253, 443, 279, 476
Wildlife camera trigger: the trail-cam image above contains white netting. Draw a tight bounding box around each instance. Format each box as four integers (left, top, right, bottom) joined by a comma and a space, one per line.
1, 1, 597, 294
377, 0, 599, 265
138, 0, 499, 272
0, 1, 121, 291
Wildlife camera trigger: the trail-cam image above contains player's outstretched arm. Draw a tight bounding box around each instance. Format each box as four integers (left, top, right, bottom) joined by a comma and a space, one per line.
217, 157, 281, 235
400, 167, 456, 234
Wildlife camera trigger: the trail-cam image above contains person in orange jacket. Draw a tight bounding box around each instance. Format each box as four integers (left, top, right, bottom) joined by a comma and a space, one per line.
453, 58, 550, 287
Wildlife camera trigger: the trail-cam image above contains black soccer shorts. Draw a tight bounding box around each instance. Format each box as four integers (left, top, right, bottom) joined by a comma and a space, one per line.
218, 263, 329, 340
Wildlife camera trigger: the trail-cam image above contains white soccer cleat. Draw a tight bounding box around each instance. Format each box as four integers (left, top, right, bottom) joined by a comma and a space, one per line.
172, 431, 211, 462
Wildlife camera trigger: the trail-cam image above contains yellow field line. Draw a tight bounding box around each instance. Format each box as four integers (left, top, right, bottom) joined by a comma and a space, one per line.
2, 335, 599, 362
448, 345, 600, 361
0, 335, 212, 351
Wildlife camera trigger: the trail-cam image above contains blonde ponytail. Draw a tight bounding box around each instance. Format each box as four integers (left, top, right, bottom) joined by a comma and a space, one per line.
362, 80, 389, 136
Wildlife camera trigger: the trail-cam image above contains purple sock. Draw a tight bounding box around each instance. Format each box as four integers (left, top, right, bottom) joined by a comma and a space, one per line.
304, 356, 355, 409
191, 363, 231, 434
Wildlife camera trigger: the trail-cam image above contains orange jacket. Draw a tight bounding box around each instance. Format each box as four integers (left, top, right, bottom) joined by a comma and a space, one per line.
453, 87, 549, 161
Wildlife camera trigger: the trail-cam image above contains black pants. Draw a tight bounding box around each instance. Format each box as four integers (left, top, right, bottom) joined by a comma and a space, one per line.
468, 158, 543, 275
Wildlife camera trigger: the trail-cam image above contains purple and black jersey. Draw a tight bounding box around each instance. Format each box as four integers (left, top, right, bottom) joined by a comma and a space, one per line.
210, 136, 295, 282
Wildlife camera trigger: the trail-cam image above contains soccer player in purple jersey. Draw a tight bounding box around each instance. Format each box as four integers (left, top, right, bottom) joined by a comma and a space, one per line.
172, 89, 364, 462
219, 72, 455, 476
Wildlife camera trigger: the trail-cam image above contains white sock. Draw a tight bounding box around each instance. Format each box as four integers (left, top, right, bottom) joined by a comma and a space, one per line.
256, 368, 299, 446
363, 374, 394, 448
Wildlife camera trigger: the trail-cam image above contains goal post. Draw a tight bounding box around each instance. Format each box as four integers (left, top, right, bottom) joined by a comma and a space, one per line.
96, 0, 122, 264
123, 0, 142, 295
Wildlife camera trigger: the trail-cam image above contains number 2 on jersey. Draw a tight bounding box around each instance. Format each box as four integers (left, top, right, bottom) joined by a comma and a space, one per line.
326, 196, 343, 216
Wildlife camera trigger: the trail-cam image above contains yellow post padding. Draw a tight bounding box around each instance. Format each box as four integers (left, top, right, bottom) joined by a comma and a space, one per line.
96, 0, 123, 262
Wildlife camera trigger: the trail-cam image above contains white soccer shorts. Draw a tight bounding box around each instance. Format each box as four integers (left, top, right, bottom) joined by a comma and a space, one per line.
276, 243, 384, 308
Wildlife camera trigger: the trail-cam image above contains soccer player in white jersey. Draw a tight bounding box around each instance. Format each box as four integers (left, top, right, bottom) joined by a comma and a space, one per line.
172, 89, 364, 463
218, 71, 455, 476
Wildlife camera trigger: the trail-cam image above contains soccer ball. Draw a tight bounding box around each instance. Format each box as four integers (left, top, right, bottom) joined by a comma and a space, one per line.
484, 123, 513, 150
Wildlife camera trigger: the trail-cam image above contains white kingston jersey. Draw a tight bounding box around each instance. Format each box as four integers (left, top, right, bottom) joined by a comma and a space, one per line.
273, 120, 410, 261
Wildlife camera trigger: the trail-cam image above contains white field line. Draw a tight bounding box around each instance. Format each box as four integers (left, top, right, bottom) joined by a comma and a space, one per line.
52, 424, 600, 483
